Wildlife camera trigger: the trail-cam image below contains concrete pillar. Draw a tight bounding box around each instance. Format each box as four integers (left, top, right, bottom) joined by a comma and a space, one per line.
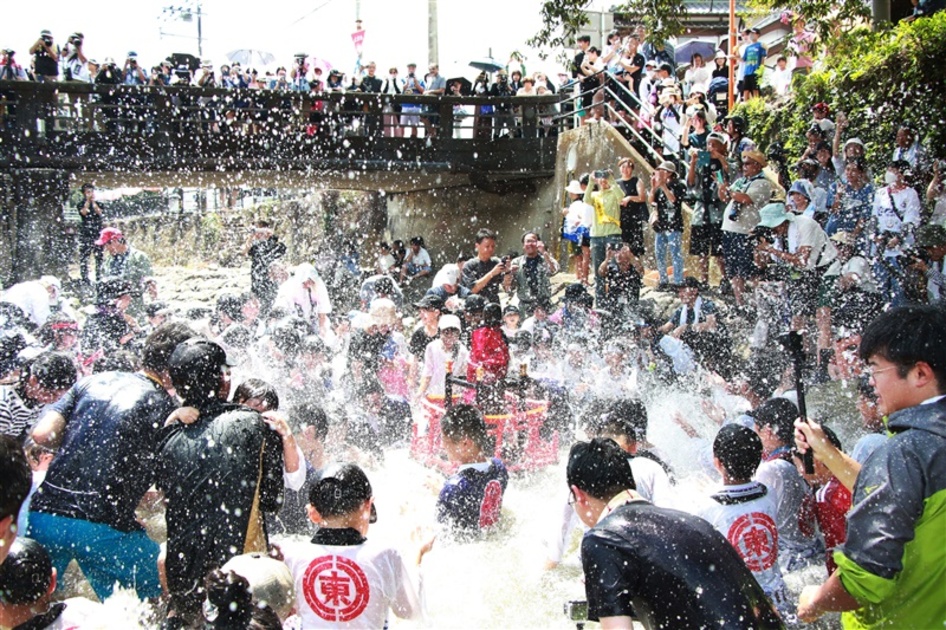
0, 169, 70, 285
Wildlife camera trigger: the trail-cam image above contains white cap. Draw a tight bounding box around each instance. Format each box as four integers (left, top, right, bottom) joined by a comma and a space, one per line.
438, 314, 462, 331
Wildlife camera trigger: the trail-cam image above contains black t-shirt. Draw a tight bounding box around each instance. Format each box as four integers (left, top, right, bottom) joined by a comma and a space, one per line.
248, 237, 286, 292
77, 200, 104, 238
603, 259, 642, 310
33, 46, 59, 77
460, 257, 503, 304
617, 177, 647, 250
626, 52, 646, 94
582, 501, 782, 628
652, 181, 687, 233
409, 327, 438, 359
31, 372, 177, 531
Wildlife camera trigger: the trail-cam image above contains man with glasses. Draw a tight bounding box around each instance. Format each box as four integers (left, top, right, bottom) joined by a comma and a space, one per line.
719, 149, 774, 306
795, 305, 946, 627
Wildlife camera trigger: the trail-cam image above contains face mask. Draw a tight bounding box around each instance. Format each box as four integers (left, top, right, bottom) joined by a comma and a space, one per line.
646, 70, 655, 79
884, 171, 898, 185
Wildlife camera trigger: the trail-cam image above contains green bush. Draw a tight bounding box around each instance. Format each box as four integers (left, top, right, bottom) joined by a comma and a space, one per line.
733, 13, 946, 169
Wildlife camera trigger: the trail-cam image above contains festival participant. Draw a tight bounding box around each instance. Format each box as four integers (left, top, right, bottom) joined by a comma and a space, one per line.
793, 424, 851, 576
0, 538, 103, 627
460, 229, 506, 304
568, 438, 782, 628
274, 263, 333, 337
795, 305, 946, 627
0, 435, 30, 566
0, 351, 76, 442
698, 424, 792, 618
95, 227, 153, 317
437, 405, 509, 537
28, 322, 195, 599
1, 276, 62, 330
417, 314, 468, 400
506, 231, 559, 316
156, 338, 285, 624
466, 303, 509, 412
751, 397, 822, 571
909, 223, 946, 306
658, 277, 733, 378
76, 183, 104, 285
79, 277, 142, 363
425, 264, 469, 311
281, 463, 430, 627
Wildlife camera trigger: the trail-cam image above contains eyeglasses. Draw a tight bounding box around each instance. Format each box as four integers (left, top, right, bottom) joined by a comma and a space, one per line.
864, 364, 898, 379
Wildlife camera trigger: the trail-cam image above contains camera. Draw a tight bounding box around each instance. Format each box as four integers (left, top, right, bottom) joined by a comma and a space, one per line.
563, 600, 588, 622
42, 36, 53, 46
502, 255, 511, 264
752, 225, 775, 245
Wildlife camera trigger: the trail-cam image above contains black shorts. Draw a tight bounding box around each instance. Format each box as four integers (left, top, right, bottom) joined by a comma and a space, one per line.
689, 223, 723, 256
742, 73, 759, 92
722, 231, 756, 279
581, 234, 591, 248
788, 270, 822, 318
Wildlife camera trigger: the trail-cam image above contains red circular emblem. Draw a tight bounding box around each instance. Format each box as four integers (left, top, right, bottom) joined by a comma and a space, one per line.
727, 512, 778, 572
302, 555, 370, 622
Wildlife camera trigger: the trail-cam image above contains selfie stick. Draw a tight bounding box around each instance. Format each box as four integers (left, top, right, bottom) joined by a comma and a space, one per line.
779, 331, 814, 474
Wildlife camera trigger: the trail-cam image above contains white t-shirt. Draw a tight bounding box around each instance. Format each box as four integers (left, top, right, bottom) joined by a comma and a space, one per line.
2, 280, 52, 327
282, 537, 423, 629
275, 277, 333, 320
696, 481, 787, 597
780, 215, 837, 270
721, 176, 774, 235
421, 339, 469, 397
406, 248, 432, 270
872, 186, 922, 257
754, 457, 822, 570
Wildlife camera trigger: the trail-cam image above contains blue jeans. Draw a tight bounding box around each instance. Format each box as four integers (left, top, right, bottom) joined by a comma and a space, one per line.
873, 256, 905, 308
590, 235, 624, 303
655, 231, 684, 284
28, 511, 162, 600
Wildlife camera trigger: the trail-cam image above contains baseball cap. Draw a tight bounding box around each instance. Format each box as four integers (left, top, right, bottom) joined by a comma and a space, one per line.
168, 337, 236, 374
463, 294, 486, 313
309, 463, 377, 522
94, 227, 124, 246
707, 131, 728, 145
438, 314, 462, 331
414, 294, 444, 311
221, 553, 295, 620
503, 304, 521, 316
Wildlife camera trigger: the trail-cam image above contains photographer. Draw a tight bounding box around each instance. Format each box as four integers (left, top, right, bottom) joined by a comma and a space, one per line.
687, 131, 729, 287
29, 30, 59, 82
489, 69, 516, 138
584, 168, 624, 305
122, 51, 146, 86
61, 33, 87, 82
290, 53, 309, 91
94, 57, 122, 131
506, 231, 560, 316
597, 241, 644, 328
648, 161, 687, 289
1, 49, 27, 81
908, 224, 946, 306
753, 202, 837, 371
719, 149, 774, 306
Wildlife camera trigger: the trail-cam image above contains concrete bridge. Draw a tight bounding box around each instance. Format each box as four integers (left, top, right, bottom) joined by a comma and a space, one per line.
0, 80, 652, 284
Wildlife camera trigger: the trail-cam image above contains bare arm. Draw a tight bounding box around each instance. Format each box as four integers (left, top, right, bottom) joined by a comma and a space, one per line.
32, 411, 67, 448
797, 572, 861, 623
795, 418, 862, 491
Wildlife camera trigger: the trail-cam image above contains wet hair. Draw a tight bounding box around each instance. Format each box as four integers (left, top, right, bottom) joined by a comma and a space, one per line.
0, 435, 30, 523
271, 320, 305, 359
373, 276, 396, 297
750, 397, 798, 444
594, 399, 648, 442
859, 305, 946, 389
233, 378, 279, 411
713, 424, 763, 480
475, 228, 497, 244
92, 350, 140, 374
36, 313, 78, 347
300, 335, 327, 357
441, 404, 491, 453
27, 351, 77, 391
216, 293, 245, 322
483, 303, 503, 327
255, 220, 272, 229
0, 538, 52, 605
204, 570, 280, 629
141, 322, 198, 374
567, 438, 636, 500
410, 236, 425, 247
288, 402, 329, 440
80, 183, 94, 193
221, 324, 253, 351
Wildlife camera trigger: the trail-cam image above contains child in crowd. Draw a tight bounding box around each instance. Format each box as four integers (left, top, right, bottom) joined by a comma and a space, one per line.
437, 405, 509, 537
794, 424, 852, 575
751, 398, 824, 571
699, 424, 792, 618
417, 314, 469, 400
281, 463, 431, 628
466, 301, 509, 412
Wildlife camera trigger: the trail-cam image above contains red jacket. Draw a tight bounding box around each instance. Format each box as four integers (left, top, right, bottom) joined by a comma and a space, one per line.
467, 326, 509, 384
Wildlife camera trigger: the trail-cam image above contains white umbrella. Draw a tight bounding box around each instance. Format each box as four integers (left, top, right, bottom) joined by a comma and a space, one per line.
226, 49, 277, 68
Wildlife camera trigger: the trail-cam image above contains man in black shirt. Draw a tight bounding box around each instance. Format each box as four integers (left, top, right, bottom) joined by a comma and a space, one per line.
358, 61, 384, 137
244, 220, 286, 315
460, 228, 506, 304
567, 438, 783, 629
77, 183, 104, 285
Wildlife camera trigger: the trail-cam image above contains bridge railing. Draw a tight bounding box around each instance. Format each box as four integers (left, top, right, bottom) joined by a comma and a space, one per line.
0, 80, 563, 145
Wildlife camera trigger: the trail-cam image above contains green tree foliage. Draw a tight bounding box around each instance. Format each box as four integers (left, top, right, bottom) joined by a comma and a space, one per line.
733, 13, 946, 170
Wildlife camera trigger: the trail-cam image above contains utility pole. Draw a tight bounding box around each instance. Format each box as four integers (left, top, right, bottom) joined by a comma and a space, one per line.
428, 0, 439, 66
197, 3, 203, 57
872, 0, 891, 27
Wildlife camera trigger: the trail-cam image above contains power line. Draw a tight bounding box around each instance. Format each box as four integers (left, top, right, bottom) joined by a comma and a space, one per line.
290, 0, 341, 27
